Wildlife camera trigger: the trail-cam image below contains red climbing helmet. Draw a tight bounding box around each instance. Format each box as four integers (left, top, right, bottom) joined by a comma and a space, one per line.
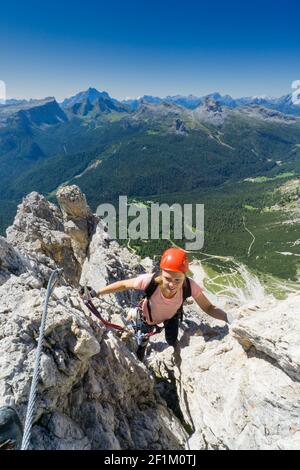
160, 247, 189, 273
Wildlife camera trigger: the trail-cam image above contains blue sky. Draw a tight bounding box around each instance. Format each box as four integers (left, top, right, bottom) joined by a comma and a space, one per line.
1, 0, 300, 101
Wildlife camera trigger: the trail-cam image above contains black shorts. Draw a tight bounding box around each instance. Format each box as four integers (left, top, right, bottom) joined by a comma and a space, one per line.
140, 312, 179, 346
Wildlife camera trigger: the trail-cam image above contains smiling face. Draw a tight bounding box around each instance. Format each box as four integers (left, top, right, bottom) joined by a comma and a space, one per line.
160, 269, 185, 297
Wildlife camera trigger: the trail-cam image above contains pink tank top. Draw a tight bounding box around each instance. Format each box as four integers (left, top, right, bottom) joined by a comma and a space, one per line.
133, 273, 203, 325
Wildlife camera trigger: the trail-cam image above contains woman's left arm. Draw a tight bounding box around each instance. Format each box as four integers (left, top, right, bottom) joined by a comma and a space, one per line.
194, 292, 230, 323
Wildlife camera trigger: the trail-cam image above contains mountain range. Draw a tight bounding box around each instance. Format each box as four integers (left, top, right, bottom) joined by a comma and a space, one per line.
124, 91, 300, 115
0, 87, 299, 282
4, 86, 300, 115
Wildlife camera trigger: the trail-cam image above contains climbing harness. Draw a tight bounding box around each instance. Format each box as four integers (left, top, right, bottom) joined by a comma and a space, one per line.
127, 305, 165, 346
79, 286, 164, 346
21, 268, 63, 451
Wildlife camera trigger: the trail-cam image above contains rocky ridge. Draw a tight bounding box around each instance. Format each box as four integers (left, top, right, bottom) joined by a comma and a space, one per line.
0, 185, 299, 450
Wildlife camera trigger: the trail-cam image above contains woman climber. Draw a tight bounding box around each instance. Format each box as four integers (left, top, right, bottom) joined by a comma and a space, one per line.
86, 247, 232, 361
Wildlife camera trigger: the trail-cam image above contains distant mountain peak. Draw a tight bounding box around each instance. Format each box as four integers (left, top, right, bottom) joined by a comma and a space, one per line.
61, 88, 112, 108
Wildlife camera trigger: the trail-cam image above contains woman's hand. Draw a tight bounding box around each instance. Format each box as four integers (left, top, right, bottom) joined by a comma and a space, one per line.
88, 287, 97, 298
79, 286, 97, 299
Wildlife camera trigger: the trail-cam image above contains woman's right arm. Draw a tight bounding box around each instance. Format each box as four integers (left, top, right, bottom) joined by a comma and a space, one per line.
97, 278, 136, 296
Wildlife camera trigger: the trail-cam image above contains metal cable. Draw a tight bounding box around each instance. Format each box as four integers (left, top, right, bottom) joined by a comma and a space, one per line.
21, 268, 63, 450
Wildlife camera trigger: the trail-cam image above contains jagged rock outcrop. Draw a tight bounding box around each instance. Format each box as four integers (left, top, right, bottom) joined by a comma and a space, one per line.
0, 272, 186, 449
5, 188, 99, 286
232, 295, 300, 381
172, 119, 189, 136
147, 295, 300, 450
57, 185, 98, 267
1, 184, 299, 450
0, 186, 187, 450
193, 97, 228, 125
0, 237, 30, 286
0, 406, 23, 449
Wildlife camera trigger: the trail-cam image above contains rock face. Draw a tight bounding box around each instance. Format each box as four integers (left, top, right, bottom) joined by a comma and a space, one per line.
0, 237, 29, 286
56, 185, 98, 266
0, 406, 23, 449
232, 295, 300, 382
5, 188, 99, 286
0, 272, 186, 449
147, 296, 300, 450
193, 97, 228, 125
0, 186, 187, 450
0, 184, 299, 450
172, 118, 189, 136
